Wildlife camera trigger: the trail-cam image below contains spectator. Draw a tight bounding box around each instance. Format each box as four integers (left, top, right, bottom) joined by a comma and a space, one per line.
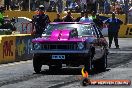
120, 3, 125, 14
66, 0, 72, 10
79, 11, 92, 22
4, 0, 10, 10
10, 0, 15, 10
104, 0, 110, 14
49, 0, 56, 11
44, 0, 50, 11
31, 0, 39, 11
110, 2, 115, 13
90, 0, 97, 13
21, 0, 27, 11
89, 11, 96, 21
80, 0, 87, 11
75, 11, 84, 22
19, 0, 24, 10
53, 13, 63, 22
98, 0, 104, 14
56, 0, 63, 13
62, 10, 74, 22
104, 12, 123, 49
115, 1, 122, 14
93, 14, 103, 28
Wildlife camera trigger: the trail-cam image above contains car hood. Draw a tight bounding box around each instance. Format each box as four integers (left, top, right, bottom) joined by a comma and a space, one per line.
32, 29, 94, 43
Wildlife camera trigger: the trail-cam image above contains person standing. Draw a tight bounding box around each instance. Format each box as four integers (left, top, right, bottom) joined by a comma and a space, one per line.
104, 0, 110, 14
80, 0, 87, 11
62, 10, 74, 22
53, 13, 63, 22
44, 0, 50, 11
4, 0, 10, 10
93, 14, 103, 29
105, 12, 123, 48
79, 11, 93, 22
75, 11, 85, 22
32, 5, 50, 37
49, 0, 56, 11
56, 0, 63, 13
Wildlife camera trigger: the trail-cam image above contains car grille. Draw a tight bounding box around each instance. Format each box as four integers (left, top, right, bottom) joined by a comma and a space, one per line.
42, 43, 77, 50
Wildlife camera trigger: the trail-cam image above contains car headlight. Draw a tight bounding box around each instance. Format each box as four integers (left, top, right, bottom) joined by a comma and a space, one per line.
34, 43, 41, 50
78, 42, 84, 50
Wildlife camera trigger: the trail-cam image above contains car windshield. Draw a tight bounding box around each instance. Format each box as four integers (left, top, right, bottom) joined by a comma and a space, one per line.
44, 23, 94, 36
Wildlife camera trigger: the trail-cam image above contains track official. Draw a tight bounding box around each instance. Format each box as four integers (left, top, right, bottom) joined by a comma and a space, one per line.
105, 12, 123, 48
32, 5, 50, 37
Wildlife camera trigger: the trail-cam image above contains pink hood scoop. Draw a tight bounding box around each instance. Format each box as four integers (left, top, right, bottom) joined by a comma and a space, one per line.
50, 29, 71, 41
50, 30, 61, 40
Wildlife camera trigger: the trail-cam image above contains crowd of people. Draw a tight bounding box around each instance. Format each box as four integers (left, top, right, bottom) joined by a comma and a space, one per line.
4, 0, 132, 14
32, 5, 123, 48
0, 0, 125, 48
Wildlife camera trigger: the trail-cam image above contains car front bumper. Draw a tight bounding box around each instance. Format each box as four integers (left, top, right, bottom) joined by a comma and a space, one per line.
31, 50, 89, 54
32, 49, 90, 65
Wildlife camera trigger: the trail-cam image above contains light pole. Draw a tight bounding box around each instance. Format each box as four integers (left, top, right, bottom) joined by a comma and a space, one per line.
29, 0, 31, 12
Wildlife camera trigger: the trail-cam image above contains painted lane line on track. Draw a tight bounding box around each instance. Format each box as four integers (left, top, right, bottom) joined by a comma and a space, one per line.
0, 60, 32, 68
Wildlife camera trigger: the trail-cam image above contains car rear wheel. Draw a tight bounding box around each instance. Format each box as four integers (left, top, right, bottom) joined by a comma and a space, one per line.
33, 55, 42, 73
94, 51, 107, 71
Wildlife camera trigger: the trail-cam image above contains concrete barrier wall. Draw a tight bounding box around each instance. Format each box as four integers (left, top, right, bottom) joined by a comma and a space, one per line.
15, 35, 33, 61
119, 24, 132, 38
0, 35, 16, 63
0, 34, 32, 64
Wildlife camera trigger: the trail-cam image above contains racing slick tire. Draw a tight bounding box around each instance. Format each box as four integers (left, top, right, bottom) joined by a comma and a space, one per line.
84, 47, 95, 73
33, 55, 42, 73
94, 51, 107, 71
84, 53, 94, 73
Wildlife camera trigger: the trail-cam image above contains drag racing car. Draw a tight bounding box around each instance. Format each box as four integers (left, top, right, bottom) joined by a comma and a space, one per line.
31, 22, 108, 73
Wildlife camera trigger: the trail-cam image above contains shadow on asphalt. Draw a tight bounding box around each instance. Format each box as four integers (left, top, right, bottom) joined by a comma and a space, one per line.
37, 68, 111, 75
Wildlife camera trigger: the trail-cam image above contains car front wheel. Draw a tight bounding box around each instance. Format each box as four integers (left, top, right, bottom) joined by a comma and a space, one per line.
33, 55, 42, 73
94, 51, 107, 71
84, 54, 94, 73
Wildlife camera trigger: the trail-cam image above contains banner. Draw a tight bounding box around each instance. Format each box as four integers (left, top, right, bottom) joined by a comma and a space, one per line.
0, 36, 16, 63
15, 35, 33, 61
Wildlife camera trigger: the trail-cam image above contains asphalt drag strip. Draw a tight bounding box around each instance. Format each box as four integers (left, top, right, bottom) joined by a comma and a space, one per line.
109, 48, 132, 54
60, 63, 132, 88
0, 38, 131, 88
